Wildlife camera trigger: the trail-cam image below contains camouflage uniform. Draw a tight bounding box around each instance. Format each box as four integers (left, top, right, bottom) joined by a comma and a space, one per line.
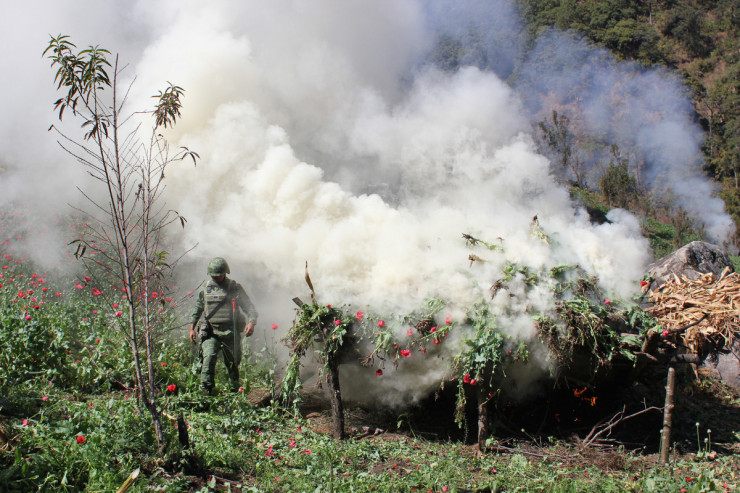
190, 258, 258, 393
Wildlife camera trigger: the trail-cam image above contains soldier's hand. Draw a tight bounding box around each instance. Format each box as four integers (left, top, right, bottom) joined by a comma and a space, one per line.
189, 324, 197, 344
244, 322, 255, 337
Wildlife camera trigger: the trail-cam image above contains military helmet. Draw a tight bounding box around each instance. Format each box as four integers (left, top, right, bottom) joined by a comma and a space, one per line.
207, 257, 230, 276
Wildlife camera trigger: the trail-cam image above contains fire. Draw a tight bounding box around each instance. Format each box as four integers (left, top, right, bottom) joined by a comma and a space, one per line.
573, 387, 597, 407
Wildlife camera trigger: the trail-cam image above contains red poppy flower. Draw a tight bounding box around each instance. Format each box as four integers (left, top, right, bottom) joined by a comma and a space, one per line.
375, 369, 383, 376
377, 319, 385, 327
76, 435, 86, 444
271, 323, 278, 330
430, 327, 437, 333
25, 315, 31, 321
355, 311, 364, 321
239, 387, 245, 392
640, 280, 648, 287
326, 304, 331, 308
334, 319, 341, 326
167, 384, 176, 392
463, 373, 471, 383
470, 379, 477, 386
406, 329, 413, 336
114, 311, 123, 317
400, 349, 411, 358
91, 288, 102, 296
22, 419, 28, 426
662, 330, 669, 337
84, 276, 91, 282
161, 362, 166, 367
445, 317, 451, 325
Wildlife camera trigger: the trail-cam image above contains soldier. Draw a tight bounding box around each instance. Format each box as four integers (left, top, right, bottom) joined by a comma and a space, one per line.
189, 257, 258, 394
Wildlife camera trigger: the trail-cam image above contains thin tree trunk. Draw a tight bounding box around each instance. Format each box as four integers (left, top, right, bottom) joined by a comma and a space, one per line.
659, 366, 676, 465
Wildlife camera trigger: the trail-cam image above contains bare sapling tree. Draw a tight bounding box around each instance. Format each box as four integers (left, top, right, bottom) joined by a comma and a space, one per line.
44, 35, 198, 453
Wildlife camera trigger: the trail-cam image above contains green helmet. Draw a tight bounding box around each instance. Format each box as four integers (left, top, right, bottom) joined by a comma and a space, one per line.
207, 257, 230, 276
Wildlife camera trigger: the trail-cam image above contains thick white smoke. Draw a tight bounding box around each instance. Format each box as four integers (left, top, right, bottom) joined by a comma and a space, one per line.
0, 0, 729, 406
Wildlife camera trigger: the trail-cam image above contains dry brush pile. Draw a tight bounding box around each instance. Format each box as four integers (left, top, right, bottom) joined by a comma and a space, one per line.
647, 267, 740, 357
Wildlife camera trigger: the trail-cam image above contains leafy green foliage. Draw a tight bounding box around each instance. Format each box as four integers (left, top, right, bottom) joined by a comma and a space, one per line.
153, 83, 185, 129
280, 303, 354, 407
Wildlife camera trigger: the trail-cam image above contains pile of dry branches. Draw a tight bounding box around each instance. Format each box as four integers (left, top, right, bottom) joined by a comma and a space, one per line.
648, 267, 740, 354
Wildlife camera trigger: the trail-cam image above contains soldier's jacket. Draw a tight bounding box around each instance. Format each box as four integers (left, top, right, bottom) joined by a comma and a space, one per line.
190, 277, 258, 337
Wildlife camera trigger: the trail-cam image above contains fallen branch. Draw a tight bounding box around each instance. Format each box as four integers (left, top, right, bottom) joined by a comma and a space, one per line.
581, 403, 662, 449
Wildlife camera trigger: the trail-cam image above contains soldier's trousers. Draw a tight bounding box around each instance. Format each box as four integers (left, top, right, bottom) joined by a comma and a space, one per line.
200, 331, 240, 392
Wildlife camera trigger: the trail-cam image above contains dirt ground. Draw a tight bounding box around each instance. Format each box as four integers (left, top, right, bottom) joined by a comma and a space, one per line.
283, 364, 740, 474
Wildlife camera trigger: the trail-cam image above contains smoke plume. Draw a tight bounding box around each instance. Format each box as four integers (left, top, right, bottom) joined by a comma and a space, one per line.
0, 0, 732, 407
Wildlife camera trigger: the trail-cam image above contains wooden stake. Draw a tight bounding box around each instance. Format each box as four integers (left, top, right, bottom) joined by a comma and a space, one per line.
659, 367, 676, 465
116, 468, 140, 493
477, 386, 489, 453
326, 354, 346, 440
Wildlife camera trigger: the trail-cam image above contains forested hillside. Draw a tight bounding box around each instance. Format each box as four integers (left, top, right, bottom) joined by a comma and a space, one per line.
516, 0, 740, 248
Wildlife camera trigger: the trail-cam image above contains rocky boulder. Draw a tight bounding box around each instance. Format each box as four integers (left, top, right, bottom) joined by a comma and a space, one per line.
646, 241, 734, 289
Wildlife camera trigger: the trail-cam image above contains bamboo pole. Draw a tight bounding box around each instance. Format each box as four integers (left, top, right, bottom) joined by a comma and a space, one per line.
659, 367, 676, 464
